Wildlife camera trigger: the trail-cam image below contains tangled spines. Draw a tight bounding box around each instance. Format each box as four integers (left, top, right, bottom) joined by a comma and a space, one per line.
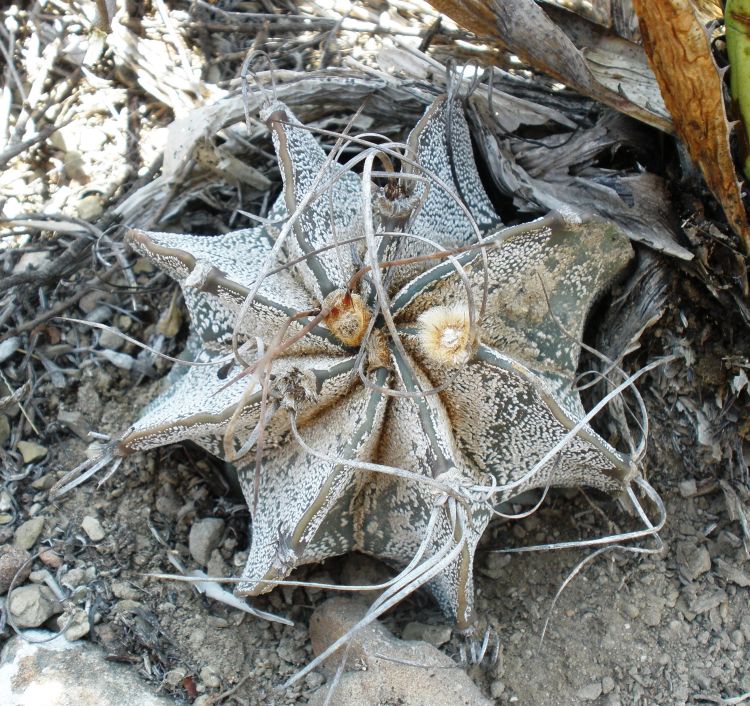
57, 92, 659, 644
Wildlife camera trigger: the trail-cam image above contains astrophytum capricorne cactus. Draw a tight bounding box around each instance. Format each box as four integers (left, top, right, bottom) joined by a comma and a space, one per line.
60, 93, 640, 634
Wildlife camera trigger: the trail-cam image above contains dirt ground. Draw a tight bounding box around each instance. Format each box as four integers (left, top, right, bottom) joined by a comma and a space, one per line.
7, 334, 749, 706
2, 2, 750, 705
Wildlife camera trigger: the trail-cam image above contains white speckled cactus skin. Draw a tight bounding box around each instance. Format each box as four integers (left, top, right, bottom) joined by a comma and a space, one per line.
117, 95, 636, 630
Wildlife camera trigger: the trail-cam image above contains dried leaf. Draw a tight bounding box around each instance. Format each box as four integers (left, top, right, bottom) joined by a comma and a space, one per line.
467, 104, 693, 259
727, 0, 750, 180
428, 0, 671, 130
633, 0, 750, 255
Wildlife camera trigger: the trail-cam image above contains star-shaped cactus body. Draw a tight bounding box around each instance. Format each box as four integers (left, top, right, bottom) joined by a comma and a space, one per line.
121, 94, 635, 629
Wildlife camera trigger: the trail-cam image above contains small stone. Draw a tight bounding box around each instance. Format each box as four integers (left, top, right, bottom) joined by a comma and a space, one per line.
99, 349, 134, 370
305, 672, 325, 690
401, 621, 452, 647
57, 410, 91, 440
0, 414, 10, 447
76, 193, 104, 220
30, 473, 56, 490
602, 676, 616, 694
38, 549, 63, 569
112, 599, 142, 615
29, 569, 53, 584
57, 607, 90, 641
715, 558, 750, 587
731, 629, 745, 647
741, 614, 750, 642
111, 581, 140, 600
81, 516, 105, 542
688, 588, 727, 614
0, 337, 20, 364
678, 479, 697, 497
16, 440, 48, 464
577, 682, 603, 701
199, 666, 221, 689
61, 568, 86, 590
133, 257, 155, 274
481, 552, 511, 579
98, 327, 124, 350
8, 584, 62, 627
308, 597, 492, 706
206, 549, 228, 579
189, 518, 225, 566
14, 516, 45, 550
490, 681, 505, 698
12, 251, 51, 275
676, 542, 711, 582
0, 631, 178, 705
0, 545, 32, 594
0, 490, 11, 512
163, 668, 187, 688
79, 290, 108, 314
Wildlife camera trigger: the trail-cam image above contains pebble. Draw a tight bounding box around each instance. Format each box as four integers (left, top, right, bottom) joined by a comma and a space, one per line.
577, 681, 603, 701
99, 349, 134, 370
8, 584, 62, 627
602, 676, 616, 694
740, 614, 750, 642
0, 631, 177, 705
0, 545, 32, 594
0, 490, 11, 512
31, 473, 56, 490
189, 518, 225, 566
82, 516, 105, 542
688, 588, 727, 615
38, 549, 63, 569
98, 327, 125, 350
676, 543, 711, 582
678, 479, 697, 497
57, 409, 91, 440
714, 558, 750, 587
14, 516, 45, 550
401, 621, 452, 647
307, 597, 492, 706
62, 568, 87, 590
12, 251, 51, 274
163, 668, 187, 688
16, 440, 48, 464
305, 672, 325, 690
490, 680, 505, 698
199, 665, 221, 689
58, 606, 91, 641
133, 257, 155, 274
111, 581, 140, 600
481, 552, 511, 579
0, 414, 10, 447
77, 193, 104, 220
0, 336, 20, 364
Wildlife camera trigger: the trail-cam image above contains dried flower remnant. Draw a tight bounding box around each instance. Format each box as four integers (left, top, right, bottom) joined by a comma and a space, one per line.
57, 92, 645, 633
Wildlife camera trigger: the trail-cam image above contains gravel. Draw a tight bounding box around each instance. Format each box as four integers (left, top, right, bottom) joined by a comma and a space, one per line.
13, 516, 45, 550
7, 584, 62, 628
81, 515, 105, 542
189, 518, 225, 566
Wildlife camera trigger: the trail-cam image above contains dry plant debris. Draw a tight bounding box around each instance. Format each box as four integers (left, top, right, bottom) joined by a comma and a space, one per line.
1, 1, 750, 704
429, 0, 750, 259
